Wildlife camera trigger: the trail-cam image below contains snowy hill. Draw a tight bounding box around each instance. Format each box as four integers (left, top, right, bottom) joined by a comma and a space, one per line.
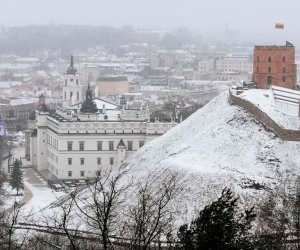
123, 91, 300, 221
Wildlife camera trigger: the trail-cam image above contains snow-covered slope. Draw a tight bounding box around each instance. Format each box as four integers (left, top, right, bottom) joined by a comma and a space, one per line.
123, 91, 300, 221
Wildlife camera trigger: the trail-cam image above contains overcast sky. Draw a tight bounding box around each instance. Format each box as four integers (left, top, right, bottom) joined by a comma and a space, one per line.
1, 0, 299, 43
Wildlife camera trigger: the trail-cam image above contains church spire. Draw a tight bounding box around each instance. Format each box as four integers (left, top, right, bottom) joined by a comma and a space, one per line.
66, 54, 77, 75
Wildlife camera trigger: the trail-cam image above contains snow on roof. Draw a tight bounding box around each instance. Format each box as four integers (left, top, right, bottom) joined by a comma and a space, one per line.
15, 57, 39, 62
0, 81, 10, 89
93, 98, 119, 110
72, 98, 119, 110
237, 88, 300, 130
10, 97, 36, 106
0, 63, 31, 70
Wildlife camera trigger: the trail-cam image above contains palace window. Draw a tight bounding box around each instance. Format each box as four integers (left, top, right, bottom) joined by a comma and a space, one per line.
79, 141, 84, 151
67, 141, 73, 151
68, 158, 72, 165
97, 157, 101, 165
127, 141, 133, 151
109, 157, 114, 165
97, 141, 102, 151
80, 158, 85, 165
109, 141, 114, 151
80, 171, 85, 177
139, 141, 145, 148
68, 171, 72, 177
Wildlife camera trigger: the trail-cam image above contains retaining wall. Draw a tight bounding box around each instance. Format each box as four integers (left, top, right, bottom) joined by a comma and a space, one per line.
229, 90, 300, 141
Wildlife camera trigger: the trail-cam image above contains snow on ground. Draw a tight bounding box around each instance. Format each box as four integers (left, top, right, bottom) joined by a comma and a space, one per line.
1, 146, 64, 217
4, 90, 300, 228
121, 90, 300, 224
237, 88, 300, 130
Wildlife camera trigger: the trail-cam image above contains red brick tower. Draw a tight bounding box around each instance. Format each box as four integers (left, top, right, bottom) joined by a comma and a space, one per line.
252, 42, 297, 90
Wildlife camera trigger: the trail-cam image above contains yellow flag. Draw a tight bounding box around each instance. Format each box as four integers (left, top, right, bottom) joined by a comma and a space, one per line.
275, 23, 284, 29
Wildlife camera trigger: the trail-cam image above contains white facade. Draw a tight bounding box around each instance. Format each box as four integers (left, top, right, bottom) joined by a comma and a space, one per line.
31, 105, 177, 180
216, 55, 252, 73
198, 59, 214, 74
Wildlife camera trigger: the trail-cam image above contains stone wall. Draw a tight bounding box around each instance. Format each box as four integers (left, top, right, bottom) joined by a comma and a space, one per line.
229, 90, 300, 141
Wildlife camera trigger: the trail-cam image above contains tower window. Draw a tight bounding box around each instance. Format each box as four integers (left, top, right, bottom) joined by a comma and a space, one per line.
283, 67, 286, 73
257, 56, 259, 62
268, 56, 272, 63
256, 67, 259, 73
268, 67, 271, 74
282, 76, 286, 82
267, 76, 272, 86
70, 91, 73, 99
77, 91, 79, 100
283, 56, 286, 62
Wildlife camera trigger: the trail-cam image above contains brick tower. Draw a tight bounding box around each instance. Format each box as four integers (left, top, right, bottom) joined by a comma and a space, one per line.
252, 42, 297, 90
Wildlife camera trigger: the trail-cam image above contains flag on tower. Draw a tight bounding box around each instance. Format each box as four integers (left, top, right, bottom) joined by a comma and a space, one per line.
275, 22, 284, 29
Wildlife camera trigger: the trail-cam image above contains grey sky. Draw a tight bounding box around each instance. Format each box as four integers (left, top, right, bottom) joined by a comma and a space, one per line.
1, 0, 299, 43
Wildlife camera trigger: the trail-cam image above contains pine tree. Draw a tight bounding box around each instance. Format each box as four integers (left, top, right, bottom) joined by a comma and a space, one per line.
178, 188, 256, 250
9, 159, 24, 196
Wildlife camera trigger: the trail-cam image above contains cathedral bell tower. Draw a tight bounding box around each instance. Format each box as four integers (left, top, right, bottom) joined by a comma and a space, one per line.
62, 55, 84, 108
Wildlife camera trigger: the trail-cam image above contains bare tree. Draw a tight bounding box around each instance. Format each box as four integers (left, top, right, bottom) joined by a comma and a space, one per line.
125, 169, 185, 250
0, 201, 31, 250
255, 166, 298, 249
71, 166, 131, 250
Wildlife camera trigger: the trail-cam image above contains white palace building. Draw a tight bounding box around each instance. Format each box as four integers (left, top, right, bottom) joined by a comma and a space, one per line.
29, 57, 177, 181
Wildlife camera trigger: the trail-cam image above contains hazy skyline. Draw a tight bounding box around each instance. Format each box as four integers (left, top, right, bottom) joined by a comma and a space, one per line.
1, 0, 299, 44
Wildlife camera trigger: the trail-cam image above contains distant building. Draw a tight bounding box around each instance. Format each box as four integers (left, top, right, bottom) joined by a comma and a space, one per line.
96, 75, 129, 96
0, 97, 36, 131
216, 55, 252, 73
198, 58, 215, 74
252, 42, 297, 89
